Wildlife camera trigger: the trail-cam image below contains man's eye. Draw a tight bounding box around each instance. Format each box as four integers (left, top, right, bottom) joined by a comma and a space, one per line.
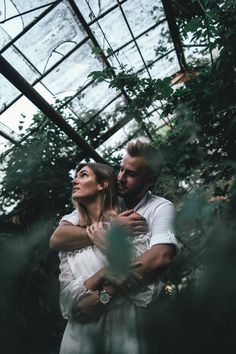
129, 172, 136, 177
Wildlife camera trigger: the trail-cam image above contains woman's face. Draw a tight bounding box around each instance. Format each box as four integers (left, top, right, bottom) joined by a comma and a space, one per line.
72, 166, 102, 202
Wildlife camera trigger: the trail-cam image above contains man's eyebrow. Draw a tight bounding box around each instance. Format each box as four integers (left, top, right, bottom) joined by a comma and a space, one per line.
125, 167, 137, 174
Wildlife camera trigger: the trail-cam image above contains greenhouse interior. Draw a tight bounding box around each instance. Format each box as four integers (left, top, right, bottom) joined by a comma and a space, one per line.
0, 1, 236, 353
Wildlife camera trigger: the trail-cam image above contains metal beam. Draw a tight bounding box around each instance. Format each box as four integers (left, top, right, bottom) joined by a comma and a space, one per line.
161, 0, 187, 71
0, 54, 107, 163
116, 0, 151, 79
0, 122, 19, 144
68, 0, 154, 141
75, 114, 133, 161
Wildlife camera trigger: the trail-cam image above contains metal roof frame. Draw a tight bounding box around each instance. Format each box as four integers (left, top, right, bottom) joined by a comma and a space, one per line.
0, 0, 203, 159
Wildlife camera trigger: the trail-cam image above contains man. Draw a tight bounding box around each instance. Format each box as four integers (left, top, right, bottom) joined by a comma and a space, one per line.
50, 140, 177, 321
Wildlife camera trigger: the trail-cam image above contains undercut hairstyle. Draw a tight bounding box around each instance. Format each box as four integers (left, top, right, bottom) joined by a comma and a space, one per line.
126, 140, 162, 178
74, 163, 120, 227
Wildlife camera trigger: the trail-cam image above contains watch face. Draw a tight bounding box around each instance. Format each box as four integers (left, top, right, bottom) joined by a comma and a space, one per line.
100, 290, 111, 304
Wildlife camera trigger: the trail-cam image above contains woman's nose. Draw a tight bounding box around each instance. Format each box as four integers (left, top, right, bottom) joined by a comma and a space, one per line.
72, 177, 77, 185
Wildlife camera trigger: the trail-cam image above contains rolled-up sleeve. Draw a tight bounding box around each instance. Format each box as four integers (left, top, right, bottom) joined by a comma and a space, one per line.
149, 202, 177, 248
59, 252, 92, 320
59, 210, 79, 225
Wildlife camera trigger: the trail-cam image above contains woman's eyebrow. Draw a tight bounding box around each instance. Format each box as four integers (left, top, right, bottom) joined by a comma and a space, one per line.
77, 169, 88, 175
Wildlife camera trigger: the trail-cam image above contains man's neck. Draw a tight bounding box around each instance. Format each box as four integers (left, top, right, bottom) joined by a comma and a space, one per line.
124, 191, 148, 209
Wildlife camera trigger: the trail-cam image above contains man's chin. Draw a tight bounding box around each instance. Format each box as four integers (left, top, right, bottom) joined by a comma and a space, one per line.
117, 188, 127, 196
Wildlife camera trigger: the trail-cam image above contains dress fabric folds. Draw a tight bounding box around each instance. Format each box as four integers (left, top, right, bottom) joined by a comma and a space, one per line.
59, 235, 154, 354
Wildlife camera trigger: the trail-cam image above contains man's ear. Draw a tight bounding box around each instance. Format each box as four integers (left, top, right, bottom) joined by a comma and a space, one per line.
144, 175, 155, 189
98, 180, 109, 191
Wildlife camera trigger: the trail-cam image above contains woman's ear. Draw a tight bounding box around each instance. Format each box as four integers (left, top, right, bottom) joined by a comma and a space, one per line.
98, 180, 109, 191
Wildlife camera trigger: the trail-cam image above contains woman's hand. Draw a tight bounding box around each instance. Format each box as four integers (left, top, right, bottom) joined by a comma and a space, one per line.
86, 221, 108, 252
72, 291, 104, 324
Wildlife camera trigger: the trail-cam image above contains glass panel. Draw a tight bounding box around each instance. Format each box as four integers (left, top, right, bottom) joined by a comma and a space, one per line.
41, 41, 103, 95
98, 97, 126, 127
0, 75, 20, 111
2, 46, 39, 81
184, 46, 212, 66
0, 135, 12, 155
148, 51, 180, 79
97, 118, 141, 154
138, 21, 173, 61
90, 6, 132, 52
122, 0, 165, 37
110, 43, 142, 72
14, 2, 86, 73
0, 26, 12, 49
0, 47, 39, 111
143, 109, 167, 129
112, 21, 171, 73
68, 81, 121, 118
0, 0, 55, 40
0, 83, 54, 134
75, 0, 116, 23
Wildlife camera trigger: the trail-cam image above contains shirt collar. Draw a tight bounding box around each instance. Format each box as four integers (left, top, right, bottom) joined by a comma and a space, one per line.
133, 191, 151, 212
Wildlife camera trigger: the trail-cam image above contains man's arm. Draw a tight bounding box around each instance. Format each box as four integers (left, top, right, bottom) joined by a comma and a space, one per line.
49, 221, 92, 251
101, 243, 175, 295
73, 243, 175, 323
49, 211, 148, 251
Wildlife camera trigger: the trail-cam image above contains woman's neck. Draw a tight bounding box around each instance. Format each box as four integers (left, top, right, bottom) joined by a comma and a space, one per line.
84, 199, 102, 224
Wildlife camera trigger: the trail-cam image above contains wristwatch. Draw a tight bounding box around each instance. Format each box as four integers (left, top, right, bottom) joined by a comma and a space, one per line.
99, 289, 112, 305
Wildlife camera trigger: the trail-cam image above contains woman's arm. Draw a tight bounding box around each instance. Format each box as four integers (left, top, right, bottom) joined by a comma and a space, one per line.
59, 252, 93, 320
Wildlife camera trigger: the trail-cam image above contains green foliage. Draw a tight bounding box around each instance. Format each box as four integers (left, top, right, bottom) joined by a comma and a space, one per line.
0, 99, 114, 354
89, 67, 174, 139
106, 224, 132, 274
87, 1, 236, 291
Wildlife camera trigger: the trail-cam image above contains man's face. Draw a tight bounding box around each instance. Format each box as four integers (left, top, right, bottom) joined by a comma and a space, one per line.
117, 155, 152, 201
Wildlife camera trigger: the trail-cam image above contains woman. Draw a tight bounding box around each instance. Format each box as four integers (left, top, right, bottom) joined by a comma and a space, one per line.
59, 163, 154, 354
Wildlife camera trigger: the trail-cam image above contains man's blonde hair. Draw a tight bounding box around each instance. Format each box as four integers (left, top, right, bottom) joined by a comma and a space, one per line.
127, 140, 162, 178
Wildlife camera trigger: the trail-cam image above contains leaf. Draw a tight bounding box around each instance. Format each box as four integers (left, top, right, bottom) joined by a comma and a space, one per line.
106, 224, 132, 274
107, 48, 114, 56
91, 46, 102, 55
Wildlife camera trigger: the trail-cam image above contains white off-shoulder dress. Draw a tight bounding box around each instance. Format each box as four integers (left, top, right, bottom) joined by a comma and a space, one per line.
59, 192, 177, 354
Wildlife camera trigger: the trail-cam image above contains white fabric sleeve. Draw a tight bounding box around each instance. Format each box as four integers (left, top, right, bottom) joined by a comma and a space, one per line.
150, 202, 177, 248
58, 251, 92, 320
59, 210, 80, 226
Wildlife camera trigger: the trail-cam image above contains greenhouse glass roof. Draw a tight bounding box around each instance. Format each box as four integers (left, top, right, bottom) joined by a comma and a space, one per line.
0, 0, 210, 160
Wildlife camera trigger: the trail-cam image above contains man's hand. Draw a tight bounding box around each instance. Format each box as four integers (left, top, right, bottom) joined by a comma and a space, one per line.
103, 263, 143, 293
116, 210, 148, 236
72, 291, 104, 324
86, 221, 108, 252
85, 212, 147, 252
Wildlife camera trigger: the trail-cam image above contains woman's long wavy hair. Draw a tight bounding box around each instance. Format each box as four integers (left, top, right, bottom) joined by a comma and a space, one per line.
73, 163, 120, 227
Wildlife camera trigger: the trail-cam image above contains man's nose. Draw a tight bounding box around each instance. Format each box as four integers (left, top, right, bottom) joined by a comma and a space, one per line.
118, 171, 126, 182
